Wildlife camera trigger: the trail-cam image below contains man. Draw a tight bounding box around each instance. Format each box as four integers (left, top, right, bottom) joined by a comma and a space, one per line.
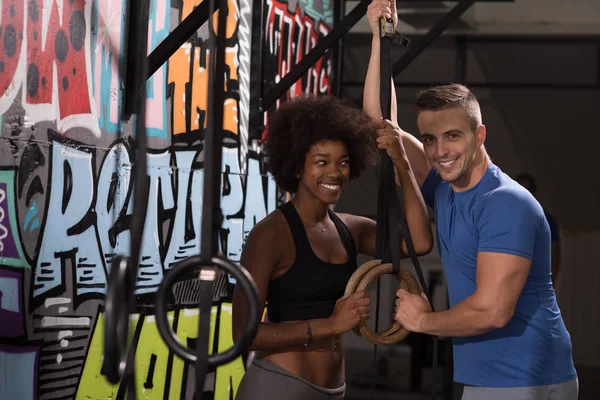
516, 173, 562, 286
362, 1, 578, 398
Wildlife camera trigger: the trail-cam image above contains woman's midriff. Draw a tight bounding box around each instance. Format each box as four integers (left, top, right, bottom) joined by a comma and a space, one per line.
258, 335, 345, 389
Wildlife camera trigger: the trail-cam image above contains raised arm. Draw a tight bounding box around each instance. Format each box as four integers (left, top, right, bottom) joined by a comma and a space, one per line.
232, 218, 370, 350
363, 0, 432, 186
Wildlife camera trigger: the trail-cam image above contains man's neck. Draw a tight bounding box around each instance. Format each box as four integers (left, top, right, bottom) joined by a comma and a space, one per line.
451, 150, 491, 193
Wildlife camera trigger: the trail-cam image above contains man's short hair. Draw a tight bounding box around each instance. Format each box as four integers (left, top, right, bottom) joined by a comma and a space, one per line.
414, 84, 482, 133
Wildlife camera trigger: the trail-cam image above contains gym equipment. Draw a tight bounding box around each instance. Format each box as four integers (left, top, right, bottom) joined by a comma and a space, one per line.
101, 1, 261, 399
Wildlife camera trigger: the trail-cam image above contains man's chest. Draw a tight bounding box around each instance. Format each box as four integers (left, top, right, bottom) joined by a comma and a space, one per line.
434, 197, 481, 271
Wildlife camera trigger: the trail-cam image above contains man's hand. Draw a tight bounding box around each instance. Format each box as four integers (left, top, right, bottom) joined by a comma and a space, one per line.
394, 289, 432, 333
367, 0, 397, 36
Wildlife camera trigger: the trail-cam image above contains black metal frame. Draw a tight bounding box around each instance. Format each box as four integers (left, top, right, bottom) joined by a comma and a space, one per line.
105, 1, 260, 399
259, 0, 371, 111
342, 34, 600, 91
106, 0, 542, 398
331, 0, 346, 97
146, 1, 219, 80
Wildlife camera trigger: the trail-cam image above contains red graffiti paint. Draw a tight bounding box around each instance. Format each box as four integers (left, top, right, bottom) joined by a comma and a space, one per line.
0, 1, 25, 98
26, 0, 91, 122
266, 0, 332, 100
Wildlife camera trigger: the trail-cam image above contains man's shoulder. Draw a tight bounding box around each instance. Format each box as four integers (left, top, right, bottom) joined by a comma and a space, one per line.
477, 175, 543, 221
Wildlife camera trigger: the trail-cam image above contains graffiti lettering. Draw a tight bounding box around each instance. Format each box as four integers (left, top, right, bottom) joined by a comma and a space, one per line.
31, 140, 276, 304
77, 303, 244, 399
32, 141, 106, 304
265, 0, 332, 100
169, 0, 240, 137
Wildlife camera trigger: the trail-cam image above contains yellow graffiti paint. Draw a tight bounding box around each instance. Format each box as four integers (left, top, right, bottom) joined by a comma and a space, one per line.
168, 306, 218, 399
213, 303, 246, 399
77, 305, 245, 399
76, 313, 141, 400
133, 313, 176, 399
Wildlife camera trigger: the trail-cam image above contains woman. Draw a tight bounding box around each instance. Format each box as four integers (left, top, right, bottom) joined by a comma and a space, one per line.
232, 95, 432, 399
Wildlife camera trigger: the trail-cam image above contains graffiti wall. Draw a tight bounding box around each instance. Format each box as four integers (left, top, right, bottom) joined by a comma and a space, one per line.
0, 0, 334, 399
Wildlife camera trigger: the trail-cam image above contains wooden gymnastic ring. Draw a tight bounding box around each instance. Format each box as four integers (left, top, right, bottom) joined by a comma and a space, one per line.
345, 259, 421, 345
344, 259, 398, 337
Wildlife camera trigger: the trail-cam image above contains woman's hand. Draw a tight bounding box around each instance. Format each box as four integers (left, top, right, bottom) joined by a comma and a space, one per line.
328, 291, 371, 334
376, 118, 409, 165
367, 0, 398, 37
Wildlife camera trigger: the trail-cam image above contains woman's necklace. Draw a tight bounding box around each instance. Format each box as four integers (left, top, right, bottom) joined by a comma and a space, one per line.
296, 209, 326, 233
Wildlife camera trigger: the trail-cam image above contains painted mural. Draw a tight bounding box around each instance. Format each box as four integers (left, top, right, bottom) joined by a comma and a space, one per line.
0, 0, 333, 399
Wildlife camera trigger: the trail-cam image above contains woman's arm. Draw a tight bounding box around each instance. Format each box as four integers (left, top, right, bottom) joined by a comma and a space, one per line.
232, 217, 371, 350
350, 121, 433, 258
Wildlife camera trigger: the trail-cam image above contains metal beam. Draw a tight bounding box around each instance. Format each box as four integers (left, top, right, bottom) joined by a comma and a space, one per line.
261, 0, 370, 111
248, 0, 267, 140
392, 0, 478, 78
146, 1, 216, 79
331, 0, 346, 97
344, 81, 600, 90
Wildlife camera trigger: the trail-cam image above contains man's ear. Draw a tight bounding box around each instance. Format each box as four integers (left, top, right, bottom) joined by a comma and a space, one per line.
476, 124, 486, 146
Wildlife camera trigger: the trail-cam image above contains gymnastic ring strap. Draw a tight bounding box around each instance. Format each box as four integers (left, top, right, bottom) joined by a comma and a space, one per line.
102, 256, 134, 384
376, 16, 431, 304
154, 256, 260, 366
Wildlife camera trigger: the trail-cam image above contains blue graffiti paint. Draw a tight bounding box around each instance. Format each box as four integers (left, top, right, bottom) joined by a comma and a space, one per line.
23, 201, 39, 232
0, 345, 39, 400
221, 147, 244, 261
224, 157, 277, 284
92, 2, 125, 134
0, 268, 24, 337
146, 0, 170, 139
164, 150, 204, 270
244, 158, 277, 235
0, 277, 19, 312
33, 142, 107, 299
0, 170, 29, 268
134, 151, 173, 293
96, 142, 133, 268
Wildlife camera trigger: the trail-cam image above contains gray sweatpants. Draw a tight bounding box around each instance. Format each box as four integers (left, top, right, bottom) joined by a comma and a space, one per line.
462, 377, 579, 400
235, 358, 346, 400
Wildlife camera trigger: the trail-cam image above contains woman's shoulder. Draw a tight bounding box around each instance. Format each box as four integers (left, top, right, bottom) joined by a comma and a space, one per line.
333, 211, 374, 232
246, 208, 290, 242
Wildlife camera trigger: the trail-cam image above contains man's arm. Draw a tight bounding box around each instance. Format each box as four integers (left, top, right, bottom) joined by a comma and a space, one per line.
362, 4, 431, 186
395, 187, 537, 336
417, 252, 530, 336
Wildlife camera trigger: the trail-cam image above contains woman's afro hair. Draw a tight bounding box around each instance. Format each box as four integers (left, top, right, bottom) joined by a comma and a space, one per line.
263, 95, 379, 193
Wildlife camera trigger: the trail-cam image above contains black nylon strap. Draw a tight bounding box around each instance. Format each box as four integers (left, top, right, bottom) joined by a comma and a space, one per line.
376, 22, 432, 307
375, 34, 402, 275
376, 18, 439, 400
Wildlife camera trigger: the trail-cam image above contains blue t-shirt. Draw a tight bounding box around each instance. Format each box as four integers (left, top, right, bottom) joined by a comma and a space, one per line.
421, 163, 576, 387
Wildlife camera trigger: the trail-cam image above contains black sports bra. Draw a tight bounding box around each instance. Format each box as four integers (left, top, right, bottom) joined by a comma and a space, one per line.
265, 201, 358, 323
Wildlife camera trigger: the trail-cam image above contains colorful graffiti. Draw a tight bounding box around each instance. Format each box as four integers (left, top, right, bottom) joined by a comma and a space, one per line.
259, 0, 334, 136
0, 0, 334, 398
